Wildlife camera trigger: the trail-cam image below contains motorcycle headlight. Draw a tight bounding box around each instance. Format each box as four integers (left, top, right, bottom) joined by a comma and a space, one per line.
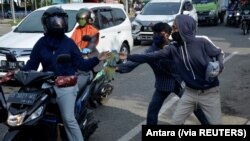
209, 10, 216, 16
236, 12, 240, 16
131, 21, 142, 34
25, 106, 44, 123
7, 111, 27, 126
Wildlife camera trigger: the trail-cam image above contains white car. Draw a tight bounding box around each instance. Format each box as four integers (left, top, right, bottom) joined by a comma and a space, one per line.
0, 3, 133, 75
132, 0, 198, 45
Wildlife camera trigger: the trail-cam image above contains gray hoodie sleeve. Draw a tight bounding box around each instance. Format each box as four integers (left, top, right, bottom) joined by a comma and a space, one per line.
203, 37, 224, 71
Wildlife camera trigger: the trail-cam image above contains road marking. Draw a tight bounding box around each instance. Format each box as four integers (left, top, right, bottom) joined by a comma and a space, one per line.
223, 51, 238, 63
116, 51, 238, 141
117, 95, 179, 141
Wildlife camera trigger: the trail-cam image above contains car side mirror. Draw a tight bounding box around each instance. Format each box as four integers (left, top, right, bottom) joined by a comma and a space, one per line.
56, 54, 72, 64
82, 35, 92, 41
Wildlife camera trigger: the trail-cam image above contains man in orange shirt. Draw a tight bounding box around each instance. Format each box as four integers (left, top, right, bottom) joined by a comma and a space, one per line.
71, 8, 99, 56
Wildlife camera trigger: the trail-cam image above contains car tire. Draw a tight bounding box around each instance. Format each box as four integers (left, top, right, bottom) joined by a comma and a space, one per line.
134, 39, 141, 46
119, 42, 130, 63
213, 18, 218, 26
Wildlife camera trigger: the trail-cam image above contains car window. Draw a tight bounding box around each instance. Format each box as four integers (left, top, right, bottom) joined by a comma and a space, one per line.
93, 10, 100, 29
112, 8, 126, 25
99, 10, 114, 29
192, 0, 215, 4
14, 10, 44, 33
141, 2, 181, 15
14, 10, 77, 33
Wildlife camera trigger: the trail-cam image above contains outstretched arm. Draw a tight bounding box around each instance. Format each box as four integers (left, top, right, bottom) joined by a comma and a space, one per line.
121, 47, 170, 64
117, 61, 140, 73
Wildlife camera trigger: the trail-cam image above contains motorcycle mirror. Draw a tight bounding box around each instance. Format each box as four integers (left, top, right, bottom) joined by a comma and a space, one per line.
82, 35, 92, 41
6, 53, 17, 62
56, 54, 72, 64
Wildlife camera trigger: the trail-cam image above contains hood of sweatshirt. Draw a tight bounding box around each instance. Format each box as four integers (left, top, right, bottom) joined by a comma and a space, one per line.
170, 15, 221, 90
175, 14, 197, 42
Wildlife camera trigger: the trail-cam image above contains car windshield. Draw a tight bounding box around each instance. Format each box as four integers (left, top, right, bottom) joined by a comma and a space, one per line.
141, 2, 181, 15
192, 0, 215, 4
14, 10, 77, 33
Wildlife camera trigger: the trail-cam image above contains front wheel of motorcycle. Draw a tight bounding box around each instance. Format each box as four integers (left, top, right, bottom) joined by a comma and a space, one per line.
96, 83, 114, 105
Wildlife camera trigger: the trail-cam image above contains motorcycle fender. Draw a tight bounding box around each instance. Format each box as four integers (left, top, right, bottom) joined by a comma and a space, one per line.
0, 86, 7, 123
3, 130, 20, 141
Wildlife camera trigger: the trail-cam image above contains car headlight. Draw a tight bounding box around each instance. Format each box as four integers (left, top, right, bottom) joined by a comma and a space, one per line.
7, 111, 27, 126
131, 21, 142, 33
209, 10, 216, 16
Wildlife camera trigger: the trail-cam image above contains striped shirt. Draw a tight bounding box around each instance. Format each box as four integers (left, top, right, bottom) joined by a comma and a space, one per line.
118, 44, 178, 92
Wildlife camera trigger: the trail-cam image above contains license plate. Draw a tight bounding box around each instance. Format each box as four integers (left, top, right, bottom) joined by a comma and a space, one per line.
7, 93, 38, 105
1, 60, 24, 70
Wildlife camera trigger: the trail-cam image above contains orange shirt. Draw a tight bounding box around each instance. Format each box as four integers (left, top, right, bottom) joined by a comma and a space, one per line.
71, 24, 99, 50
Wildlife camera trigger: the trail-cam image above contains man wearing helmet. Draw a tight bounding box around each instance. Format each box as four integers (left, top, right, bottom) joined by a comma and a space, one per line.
21, 6, 109, 141
71, 8, 99, 55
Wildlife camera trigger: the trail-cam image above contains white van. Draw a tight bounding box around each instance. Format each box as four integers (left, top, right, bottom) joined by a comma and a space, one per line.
132, 0, 198, 45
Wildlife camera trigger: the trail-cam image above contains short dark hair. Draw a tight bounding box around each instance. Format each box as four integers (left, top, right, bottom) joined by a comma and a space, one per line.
152, 22, 172, 34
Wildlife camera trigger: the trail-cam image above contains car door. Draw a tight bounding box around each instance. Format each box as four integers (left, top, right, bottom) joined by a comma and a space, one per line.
111, 7, 133, 53
92, 7, 116, 52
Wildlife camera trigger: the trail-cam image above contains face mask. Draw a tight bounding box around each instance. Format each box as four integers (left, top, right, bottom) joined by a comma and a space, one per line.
153, 35, 165, 47
78, 19, 87, 27
171, 32, 182, 42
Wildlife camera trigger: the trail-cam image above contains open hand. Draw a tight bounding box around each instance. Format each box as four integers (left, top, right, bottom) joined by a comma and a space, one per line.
0, 71, 15, 83
98, 51, 110, 61
119, 52, 128, 60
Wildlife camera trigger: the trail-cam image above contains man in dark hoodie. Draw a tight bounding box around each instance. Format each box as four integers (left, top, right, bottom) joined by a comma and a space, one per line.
117, 22, 209, 125
119, 15, 224, 124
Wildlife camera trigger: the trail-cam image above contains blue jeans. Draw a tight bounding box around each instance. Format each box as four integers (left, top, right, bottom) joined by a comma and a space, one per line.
147, 89, 171, 125
146, 89, 210, 125
54, 85, 84, 141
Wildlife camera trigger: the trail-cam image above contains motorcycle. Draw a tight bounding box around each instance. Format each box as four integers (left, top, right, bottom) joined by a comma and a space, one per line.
0, 53, 98, 141
225, 2, 242, 27
241, 4, 250, 35
80, 35, 117, 108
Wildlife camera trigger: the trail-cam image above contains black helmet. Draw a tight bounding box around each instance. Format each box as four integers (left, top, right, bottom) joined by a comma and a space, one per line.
41, 7, 68, 36
76, 8, 95, 25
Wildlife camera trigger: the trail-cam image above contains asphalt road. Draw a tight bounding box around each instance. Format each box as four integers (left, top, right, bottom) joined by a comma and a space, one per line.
1, 23, 250, 141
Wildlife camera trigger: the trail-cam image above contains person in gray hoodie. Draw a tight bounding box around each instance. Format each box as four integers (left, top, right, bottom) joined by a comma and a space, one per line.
119, 15, 224, 124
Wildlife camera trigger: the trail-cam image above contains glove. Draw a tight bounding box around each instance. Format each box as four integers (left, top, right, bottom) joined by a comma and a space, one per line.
0, 71, 15, 83
82, 48, 91, 54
